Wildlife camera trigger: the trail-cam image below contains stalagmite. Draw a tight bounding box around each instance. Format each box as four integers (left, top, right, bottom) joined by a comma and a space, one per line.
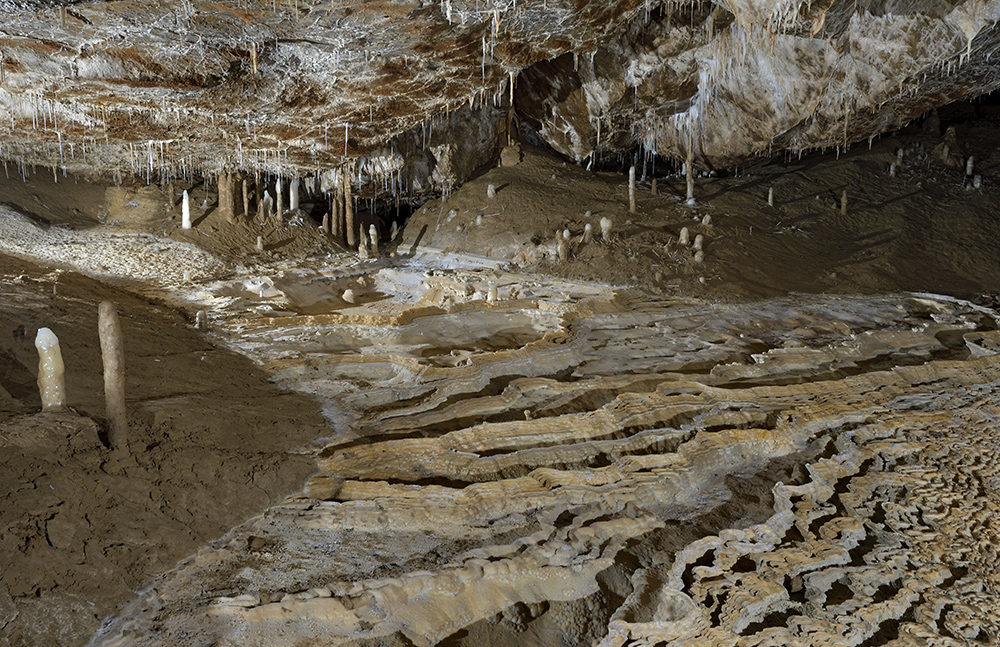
583, 223, 593, 243
275, 177, 283, 221
369, 224, 379, 256
242, 179, 250, 218
487, 284, 498, 303
562, 228, 570, 242
344, 166, 356, 248
322, 212, 331, 234
390, 221, 399, 240
556, 234, 568, 262
702, 214, 711, 226
261, 191, 273, 221
476, 214, 483, 228
333, 189, 343, 241
841, 189, 848, 216
651, 177, 658, 196
889, 162, 897, 177
966, 156, 975, 176
34, 327, 65, 411
487, 183, 496, 198
98, 301, 127, 452
628, 165, 637, 213
342, 288, 356, 304
182, 189, 192, 229
694, 249, 704, 263
289, 177, 300, 211
195, 311, 208, 330
685, 148, 695, 205
679, 226, 690, 246
768, 186, 774, 206
974, 175, 982, 189
256, 235, 264, 252
693, 233, 704, 252
358, 236, 369, 259
218, 171, 235, 222
600, 217, 612, 241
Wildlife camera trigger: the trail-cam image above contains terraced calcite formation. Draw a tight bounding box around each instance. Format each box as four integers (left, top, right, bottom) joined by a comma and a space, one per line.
89, 276, 1000, 646
0, 0, 999, 193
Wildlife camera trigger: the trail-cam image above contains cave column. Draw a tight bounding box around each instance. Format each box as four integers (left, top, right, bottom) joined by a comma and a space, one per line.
344, 165, 356, 248
333, 186, 343, 242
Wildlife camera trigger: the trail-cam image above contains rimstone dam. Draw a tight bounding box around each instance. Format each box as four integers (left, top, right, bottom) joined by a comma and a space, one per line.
2, 1, 1000, 646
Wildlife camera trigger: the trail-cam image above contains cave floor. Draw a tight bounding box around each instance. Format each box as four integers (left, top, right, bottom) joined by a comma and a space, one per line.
3, 114, 1000, 646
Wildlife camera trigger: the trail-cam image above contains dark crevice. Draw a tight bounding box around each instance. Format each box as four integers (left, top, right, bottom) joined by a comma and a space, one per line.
681, 550, 715, 590
740, 610, 795, 635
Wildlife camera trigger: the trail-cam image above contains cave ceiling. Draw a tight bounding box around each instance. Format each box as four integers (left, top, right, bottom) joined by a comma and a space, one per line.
1, 0, 999, 196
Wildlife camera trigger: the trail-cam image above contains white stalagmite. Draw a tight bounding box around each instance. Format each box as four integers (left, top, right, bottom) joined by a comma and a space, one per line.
289, 177, 300, 211
679, 226, 690, 246
369, 224, 379, 256
358, 237, 369, 259
99, 301, 127, 452
476, 214, 484, 228
974, 175, 982, 189
693, 234, 704, 252
275, 177, 284, 219
628, 165, 637, 213
256, 236, 264, 252
261, 191, 273, 221
487, 284, 498, 303
35, 327, 65, 411
487, 183, 496, 198
694, 250, 705, 263
768, 186, 774, 206
583, 223, 593, 243
702, 214, 711, 226
557, 234, 568, 262
600, 217, 612, 240
562, 228, 570, 241
889, 162, 897, 177
966, 156, 975, 177
182, 189, 191, 229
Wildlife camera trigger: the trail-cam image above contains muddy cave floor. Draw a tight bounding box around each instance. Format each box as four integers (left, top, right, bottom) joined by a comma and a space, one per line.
3, 108, 1000, 647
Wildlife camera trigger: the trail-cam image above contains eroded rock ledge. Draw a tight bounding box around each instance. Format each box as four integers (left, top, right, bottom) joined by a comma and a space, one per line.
88, 288, 1000, 646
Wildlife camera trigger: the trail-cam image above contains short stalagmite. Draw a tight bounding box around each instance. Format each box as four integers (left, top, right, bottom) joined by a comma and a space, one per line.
34, 327, 65, 411
182, 190, 192, 229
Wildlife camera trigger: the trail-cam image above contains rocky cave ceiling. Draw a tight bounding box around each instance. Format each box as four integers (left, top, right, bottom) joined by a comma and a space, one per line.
0, 0, 999, 199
